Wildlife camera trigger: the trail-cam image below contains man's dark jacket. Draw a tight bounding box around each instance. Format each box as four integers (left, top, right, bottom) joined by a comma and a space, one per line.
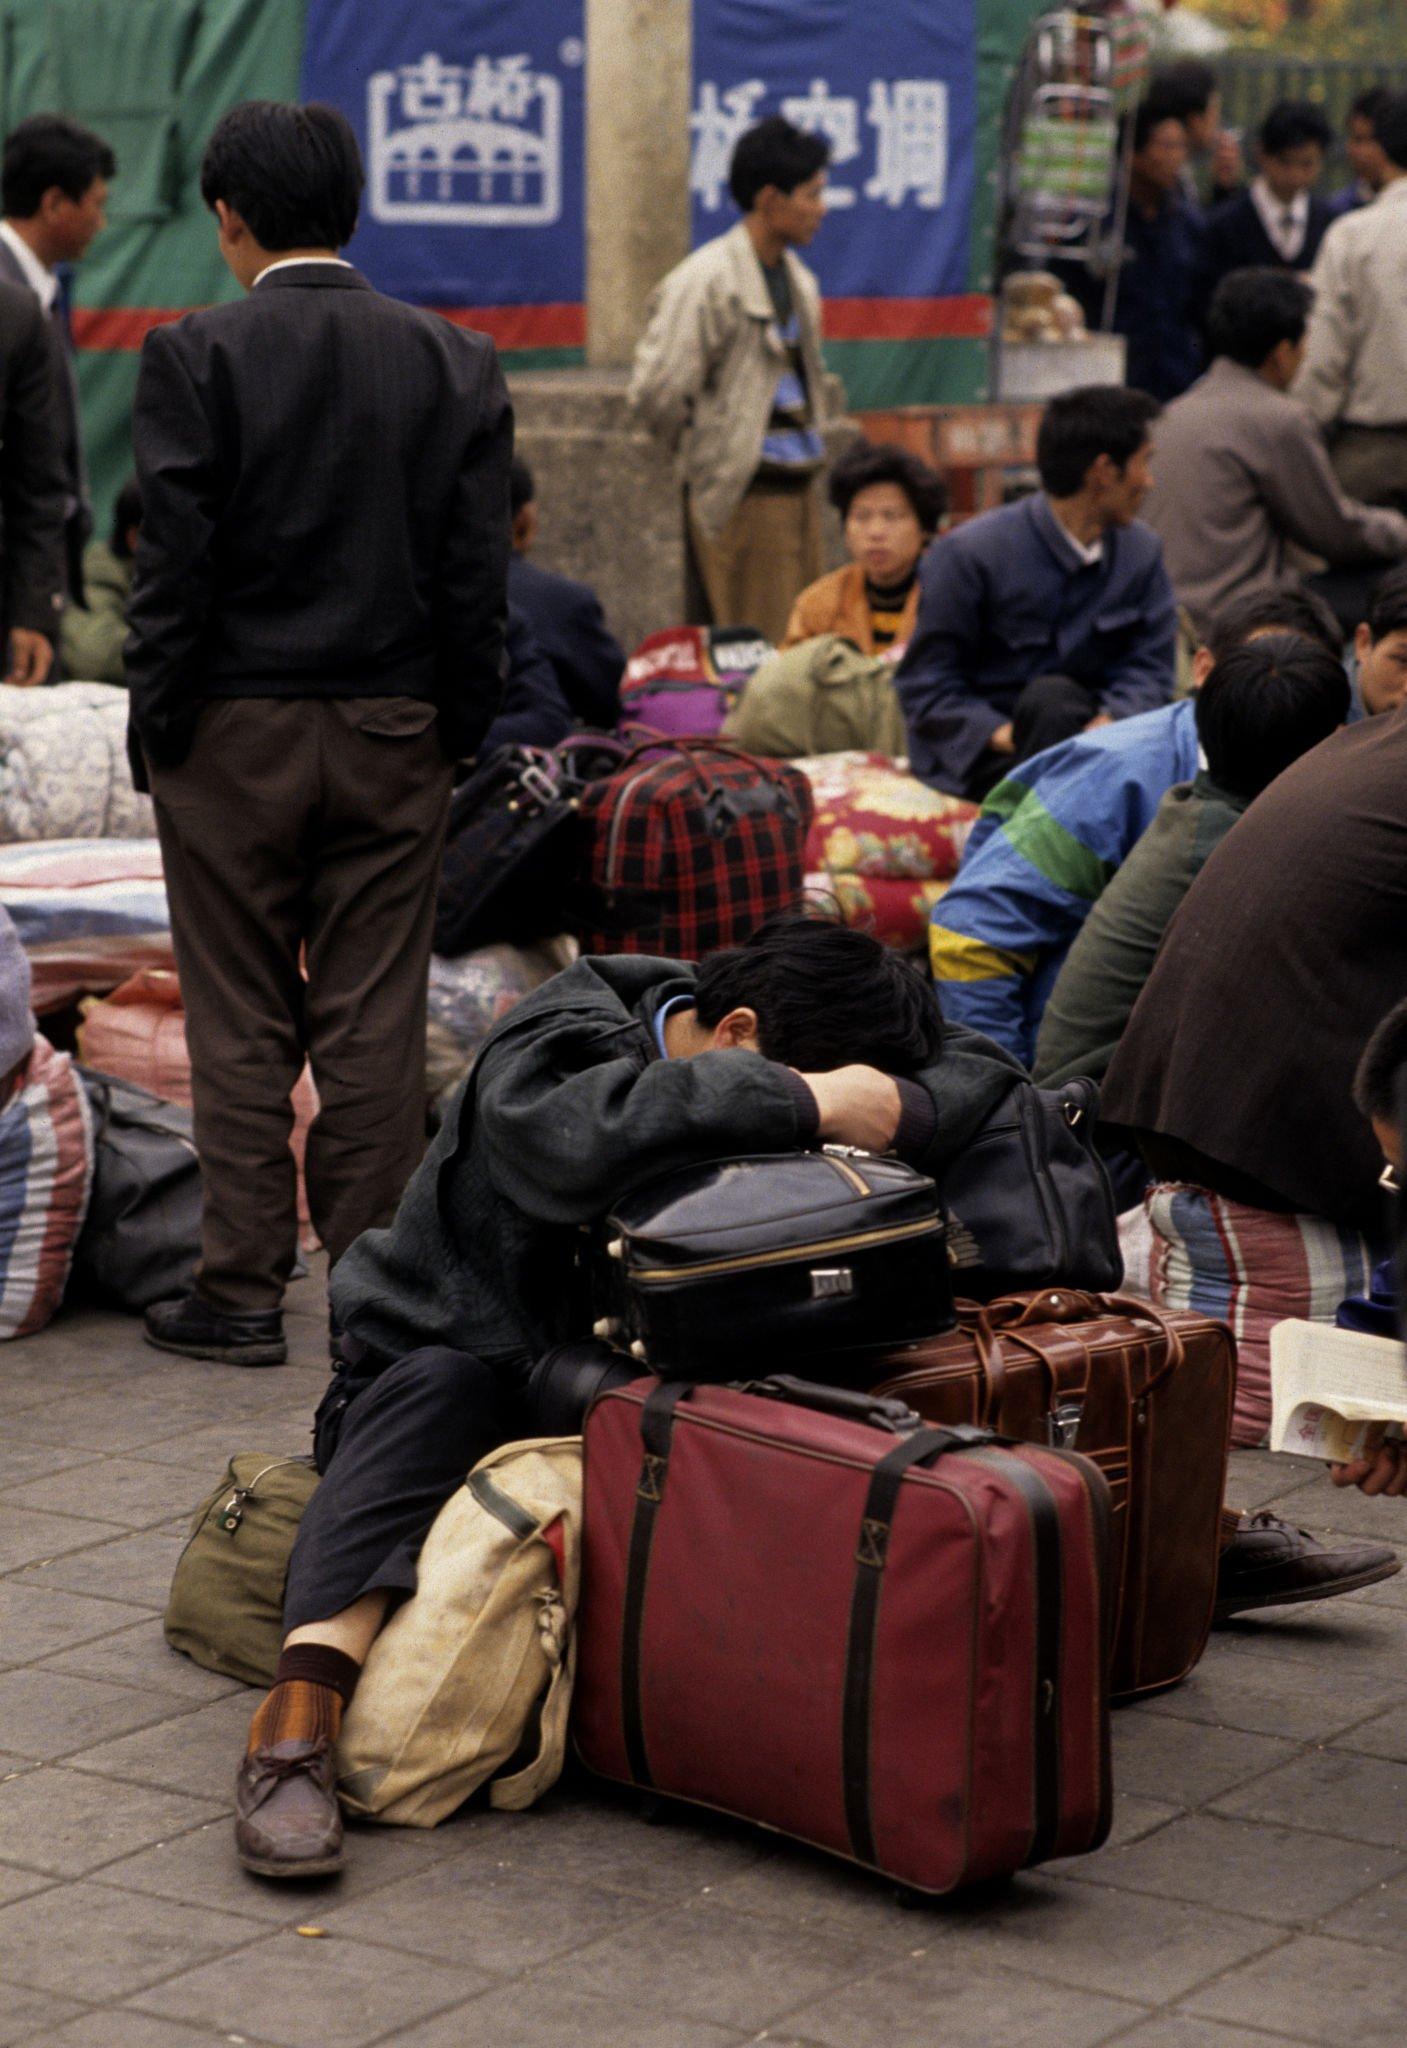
125, 263, 512, 777
508, 551, 626, 728
0, 280, 66, 640
330, 953, 1025, 1366
1074, 194, 1204, 402
1102, 709, 1407, 1235
896, 493, 1177, 793
478, 605, 575, 757
0, 240, 88, 596
1197, 188, 1334, 309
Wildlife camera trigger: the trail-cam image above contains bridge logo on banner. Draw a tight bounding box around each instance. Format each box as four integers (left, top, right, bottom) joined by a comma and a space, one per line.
691, 76, 950, 215
368, 50, 563, 227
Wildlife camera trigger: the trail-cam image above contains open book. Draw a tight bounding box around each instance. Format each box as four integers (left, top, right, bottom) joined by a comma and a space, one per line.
1270, 1320, 1407, 1462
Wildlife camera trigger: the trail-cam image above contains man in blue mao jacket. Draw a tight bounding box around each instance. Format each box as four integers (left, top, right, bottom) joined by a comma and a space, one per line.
896, 384, 1178, 798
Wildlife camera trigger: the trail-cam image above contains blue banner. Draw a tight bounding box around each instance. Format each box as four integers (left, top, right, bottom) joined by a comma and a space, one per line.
691, 0, 976, 304
302, 1, 977, 323
302, 0, 586, 320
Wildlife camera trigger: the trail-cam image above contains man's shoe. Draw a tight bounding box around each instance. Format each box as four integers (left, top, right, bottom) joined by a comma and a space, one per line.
1214, 1509, 1401, 1622
235, 1737, 343, 1879
144, 1295, 287, 1367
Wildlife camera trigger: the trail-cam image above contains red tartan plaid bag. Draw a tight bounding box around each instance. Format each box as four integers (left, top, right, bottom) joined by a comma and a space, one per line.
569, 738, 813, 960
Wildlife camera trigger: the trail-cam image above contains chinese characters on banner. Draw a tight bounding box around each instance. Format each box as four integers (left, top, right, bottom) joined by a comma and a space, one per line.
301, 0, 977, 331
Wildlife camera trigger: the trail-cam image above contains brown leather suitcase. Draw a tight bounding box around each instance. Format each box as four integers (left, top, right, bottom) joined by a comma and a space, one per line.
869, 1290, 1235, 1701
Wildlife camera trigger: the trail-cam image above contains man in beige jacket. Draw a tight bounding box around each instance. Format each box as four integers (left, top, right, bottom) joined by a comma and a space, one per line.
629, 116, 831, 644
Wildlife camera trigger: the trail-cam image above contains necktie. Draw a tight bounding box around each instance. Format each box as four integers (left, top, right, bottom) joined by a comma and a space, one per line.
1280, 209, 1299, 262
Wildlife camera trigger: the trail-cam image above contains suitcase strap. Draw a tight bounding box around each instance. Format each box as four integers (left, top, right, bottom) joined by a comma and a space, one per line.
620, 1380, 691, 1786
842, 1430, 1065, 1872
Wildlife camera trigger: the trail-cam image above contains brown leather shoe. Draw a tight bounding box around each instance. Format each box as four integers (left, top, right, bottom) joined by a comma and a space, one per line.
235, 1737, 343, 1878
1214, 1510, 1401, 1622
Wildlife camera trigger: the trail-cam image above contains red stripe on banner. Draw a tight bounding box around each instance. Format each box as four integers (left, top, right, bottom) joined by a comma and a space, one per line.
431, 302, 586, 348
824, 295, 994, 342
74, 296, 990, 353
72, 301, 588, 352
71, 306, 186, 350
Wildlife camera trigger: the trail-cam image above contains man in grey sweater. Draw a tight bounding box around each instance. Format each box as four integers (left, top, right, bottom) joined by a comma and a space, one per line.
1143, 268, 1407, 640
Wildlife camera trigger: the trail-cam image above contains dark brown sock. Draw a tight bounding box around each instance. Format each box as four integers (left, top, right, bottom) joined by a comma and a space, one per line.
247, 1644, 363, 1754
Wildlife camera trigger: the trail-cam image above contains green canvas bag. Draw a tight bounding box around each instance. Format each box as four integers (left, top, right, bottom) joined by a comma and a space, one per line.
164, 1452, 319, 1687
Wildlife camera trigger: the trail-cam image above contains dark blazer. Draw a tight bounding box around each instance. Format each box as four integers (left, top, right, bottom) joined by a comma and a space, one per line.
0, 236, 89, 595
507, 551, 626, 728
896, 494, 1178, 794
125, 262, 513, 773
0, 281, 67, 640
1198, 188, 1334, 306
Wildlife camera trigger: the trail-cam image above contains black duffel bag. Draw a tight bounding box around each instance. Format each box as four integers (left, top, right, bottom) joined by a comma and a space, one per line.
596, 1148, 953, 1380
939, 1075, 1122, 1301
70, 1069, 202, 1311
435, 733, 628, 958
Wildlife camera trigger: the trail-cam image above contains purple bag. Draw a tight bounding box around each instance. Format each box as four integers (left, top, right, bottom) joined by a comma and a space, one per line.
618, 626, 772, 739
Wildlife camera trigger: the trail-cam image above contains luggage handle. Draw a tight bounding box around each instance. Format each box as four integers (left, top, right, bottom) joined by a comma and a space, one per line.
613, 729, 800, 804
738, 1375, 924, 1436
958, 1289, 1189, 1420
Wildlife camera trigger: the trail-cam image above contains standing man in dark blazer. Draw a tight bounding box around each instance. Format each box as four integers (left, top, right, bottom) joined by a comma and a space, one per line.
0, 279, 67, 683
0, 114, 115, 601
1199, 102, 1334, 310
127, 100, 511, 1366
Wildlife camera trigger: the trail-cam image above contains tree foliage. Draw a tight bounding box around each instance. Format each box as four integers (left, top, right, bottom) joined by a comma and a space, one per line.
1182, 0, 1402, 56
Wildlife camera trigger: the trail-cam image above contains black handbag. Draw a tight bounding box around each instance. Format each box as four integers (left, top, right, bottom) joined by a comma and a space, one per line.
70, 1069, 202, 1311
596, 1148, 953, 1380
434, 733, 628, 958
939, 1075, 1122, 1301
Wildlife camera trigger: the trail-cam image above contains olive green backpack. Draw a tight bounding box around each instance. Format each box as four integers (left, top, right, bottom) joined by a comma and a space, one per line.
164, 1452, 319, 1686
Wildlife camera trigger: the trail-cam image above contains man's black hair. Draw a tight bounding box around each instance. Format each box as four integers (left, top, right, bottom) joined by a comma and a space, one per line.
828, 440, 947, 533
1194, 632, 1347, 799
1131, 101, 1185, 156
1259, 100, 1332, 158
510, 457, 535, 518
1350, 85, 1393, 130
200, 101, 363, 251
693, 914, 943, 1074
1145, 60, 1218, 124
2, 115, 115, 217
1204, 583, 1343, 664
110, 476, 142, 559
1371, 90, 1407, 173
1364, 562, 1407, 641
1354, 999, 1407, 1123
728, 117, 830, 212
1035, 385, 1161, 497
1206, 268, 1313, 369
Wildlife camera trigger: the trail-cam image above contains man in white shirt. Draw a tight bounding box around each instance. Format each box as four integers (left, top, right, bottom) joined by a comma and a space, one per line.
0, 114, 115, 599
1295, 90, 1407, 511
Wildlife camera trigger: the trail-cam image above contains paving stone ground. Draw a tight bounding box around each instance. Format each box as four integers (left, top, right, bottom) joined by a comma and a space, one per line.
1, 1261, 1406, 2045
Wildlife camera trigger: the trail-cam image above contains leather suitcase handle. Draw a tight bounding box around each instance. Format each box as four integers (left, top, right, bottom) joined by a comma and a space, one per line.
958, 1290, 1189, 1400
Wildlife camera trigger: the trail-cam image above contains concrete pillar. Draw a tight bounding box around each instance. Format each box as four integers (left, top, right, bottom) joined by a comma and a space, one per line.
585, 0, 693, 369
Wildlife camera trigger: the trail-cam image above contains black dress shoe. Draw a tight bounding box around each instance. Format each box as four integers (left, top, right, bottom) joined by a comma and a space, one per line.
1214, 1510, 1400, 1622
235, 1737, 343, 1878
144, 1294, 287, 1367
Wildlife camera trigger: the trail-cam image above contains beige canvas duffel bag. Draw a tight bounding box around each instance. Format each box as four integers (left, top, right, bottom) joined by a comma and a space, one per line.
337, 1437, 582, 1826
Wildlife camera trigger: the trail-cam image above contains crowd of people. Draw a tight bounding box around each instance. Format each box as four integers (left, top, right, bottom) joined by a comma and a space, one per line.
0, 70, 1405, 1898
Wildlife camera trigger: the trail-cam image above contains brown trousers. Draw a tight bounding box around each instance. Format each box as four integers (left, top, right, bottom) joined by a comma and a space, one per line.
149, 697, 453, 1312
688, 477, 824, 645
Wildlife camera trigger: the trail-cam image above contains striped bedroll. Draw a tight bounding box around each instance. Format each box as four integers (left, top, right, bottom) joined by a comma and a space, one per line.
0, 1037, 94, 1339
1142, 1184, 1374, 1448
0, 839, 172, 1013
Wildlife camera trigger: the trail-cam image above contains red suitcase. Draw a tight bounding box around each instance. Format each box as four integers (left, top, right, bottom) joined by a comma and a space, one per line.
574, 1375, 1113, 1896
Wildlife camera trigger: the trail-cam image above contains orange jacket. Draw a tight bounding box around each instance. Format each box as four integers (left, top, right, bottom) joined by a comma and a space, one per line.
779, 561, 920, 655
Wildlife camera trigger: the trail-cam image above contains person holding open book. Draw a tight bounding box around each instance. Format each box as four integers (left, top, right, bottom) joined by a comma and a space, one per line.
1331, 1001, 1407, 1498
